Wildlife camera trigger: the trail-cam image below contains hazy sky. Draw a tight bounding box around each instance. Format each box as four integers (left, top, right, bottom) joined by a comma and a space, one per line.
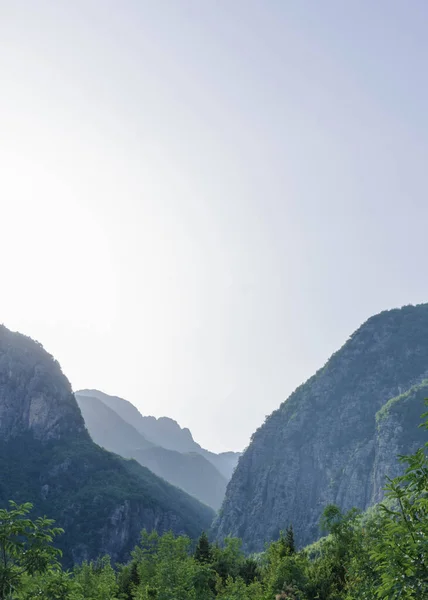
1, 1, 428, 452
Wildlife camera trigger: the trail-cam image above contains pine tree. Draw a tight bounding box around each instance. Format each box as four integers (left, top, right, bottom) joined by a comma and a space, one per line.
285, 524, 295, 555
239, 557, 259, 584
194, 532, 212, 563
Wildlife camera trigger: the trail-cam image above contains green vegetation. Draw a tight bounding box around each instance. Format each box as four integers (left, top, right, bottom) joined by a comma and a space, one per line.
0, 433, 214, 567
1, 405, 426, 599
0, 501, 63, 599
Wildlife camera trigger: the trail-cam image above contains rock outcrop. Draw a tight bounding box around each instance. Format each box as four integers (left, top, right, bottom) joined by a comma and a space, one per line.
371, 380, 428, 504
0, 325, 87, 441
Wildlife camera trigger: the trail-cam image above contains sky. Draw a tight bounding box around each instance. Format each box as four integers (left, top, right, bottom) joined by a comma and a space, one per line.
1, 1, 428, 452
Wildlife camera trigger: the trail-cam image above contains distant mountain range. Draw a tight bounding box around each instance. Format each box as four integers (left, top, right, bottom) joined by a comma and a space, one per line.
76, 389, 240, 481
75, 390, 238, 510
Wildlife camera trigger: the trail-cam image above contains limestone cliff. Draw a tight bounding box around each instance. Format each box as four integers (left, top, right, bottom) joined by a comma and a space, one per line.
0, 325, 87, 441
371, 380, 428, 504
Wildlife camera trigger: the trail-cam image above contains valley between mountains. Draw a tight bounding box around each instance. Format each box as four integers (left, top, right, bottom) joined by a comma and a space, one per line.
75, 388, 240, 511
0, 303, 427, 598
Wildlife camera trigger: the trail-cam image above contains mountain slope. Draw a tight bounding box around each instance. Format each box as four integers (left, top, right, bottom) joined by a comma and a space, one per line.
216, 451, 242, 480
213, 304, 428, 551
75, 394, 154, 455
371, 380, 428, 504
133, 447, 227, 511
0, 325, 214, 565
76, 393, 227, 510
77, 388, 240, 479
76, 389, 195, 451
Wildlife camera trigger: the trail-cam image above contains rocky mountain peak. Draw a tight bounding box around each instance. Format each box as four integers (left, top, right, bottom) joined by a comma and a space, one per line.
0, 325, 87, 442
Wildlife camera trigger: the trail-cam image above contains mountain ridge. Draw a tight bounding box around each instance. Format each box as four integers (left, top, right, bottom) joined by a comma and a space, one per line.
213, 303, 428, 551
76, 388, 240, 480
76, 392, 228, 510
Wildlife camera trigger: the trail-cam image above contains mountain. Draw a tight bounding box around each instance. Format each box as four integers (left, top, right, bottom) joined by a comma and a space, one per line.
0, 325, 214, 566
213, 304, 428, 551
133, 448, 227, 511
76, 389, 196, 452
216, 451, 242, 480
76, 393, 227, 510
75, 394, 154, 455
372, 380, 428, 503
76, 389, 240, 480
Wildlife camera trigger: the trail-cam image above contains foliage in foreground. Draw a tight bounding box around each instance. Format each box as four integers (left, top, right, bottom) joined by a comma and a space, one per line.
0, 406, 426, 600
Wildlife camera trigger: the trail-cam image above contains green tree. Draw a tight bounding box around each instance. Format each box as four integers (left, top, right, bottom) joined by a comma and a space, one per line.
74, 556, 119, 600
370, 404, 428, 599
19, 568, 83, 600
285, 526, 296, 555
132, 531, 213, 600
0, 501, 63, 600
117, 560, 140, 600
343, 507, 382, 599
216, 575, 263, 600
194, 532, 212, 564
276, 528, 296, 560
239, 557, 260, 585
262, 534, 308, 599
211, 538, 245, 583
319, 504, 361, 592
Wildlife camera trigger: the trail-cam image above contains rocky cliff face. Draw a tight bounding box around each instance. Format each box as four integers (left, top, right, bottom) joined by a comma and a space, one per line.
0, 325, 214, 566
0, 325, 87, 441
213, 304, 428, 551
371, 380, 428, 504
